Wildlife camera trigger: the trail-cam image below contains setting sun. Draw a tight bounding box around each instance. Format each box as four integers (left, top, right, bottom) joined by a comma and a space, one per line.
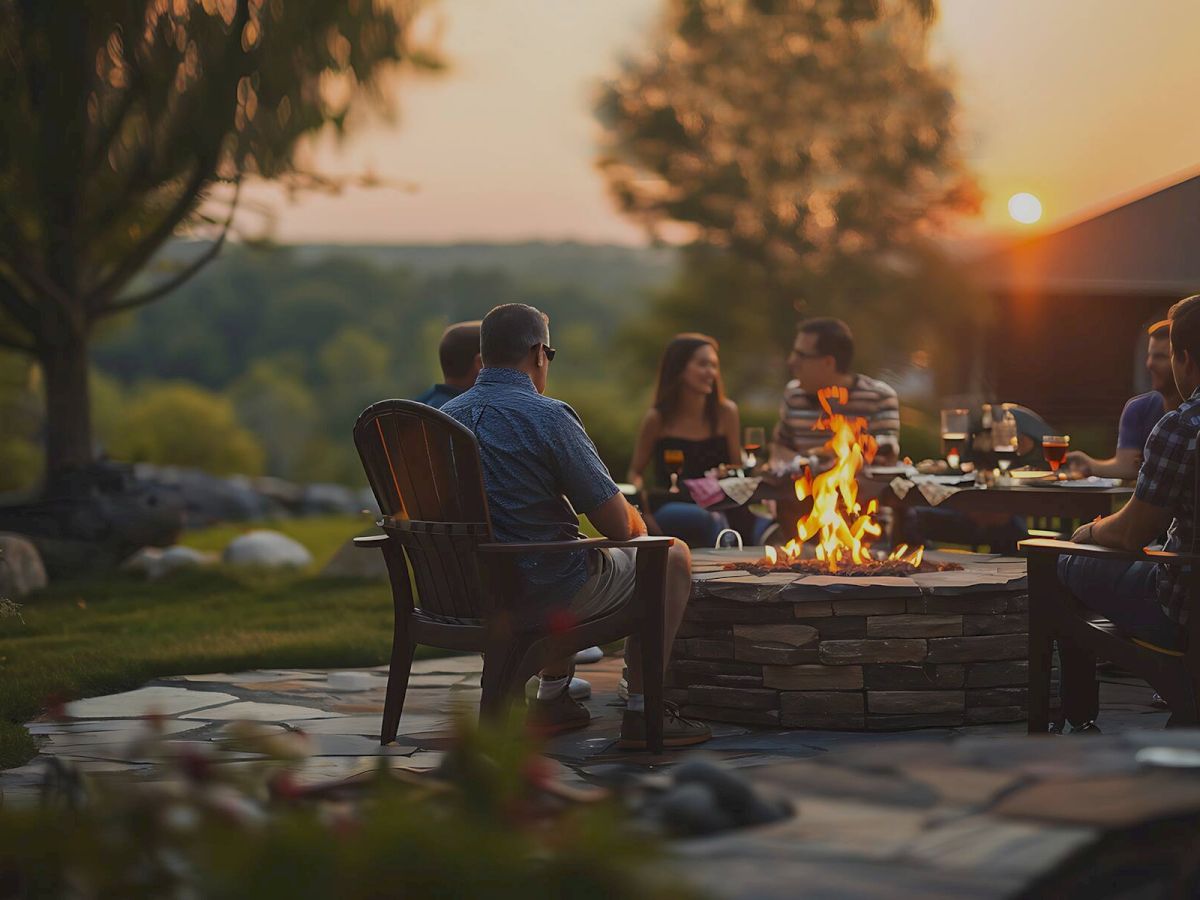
1008, 192, 1043, 224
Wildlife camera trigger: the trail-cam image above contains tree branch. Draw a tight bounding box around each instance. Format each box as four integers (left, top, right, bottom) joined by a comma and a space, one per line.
0, 331, 35, 354
85, 155, 220, 315
97, 178, 240, 319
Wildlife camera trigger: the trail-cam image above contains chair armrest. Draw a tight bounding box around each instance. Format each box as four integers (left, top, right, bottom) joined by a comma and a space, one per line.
353, 534, 388, 548
477, 535, 674, 554
1019, 537, 1200, 565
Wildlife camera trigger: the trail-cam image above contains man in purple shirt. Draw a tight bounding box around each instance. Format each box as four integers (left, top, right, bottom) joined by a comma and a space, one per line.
1068, 321, 1181, 479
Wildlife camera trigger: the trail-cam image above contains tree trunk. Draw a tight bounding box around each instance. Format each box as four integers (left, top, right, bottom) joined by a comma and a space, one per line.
39, 329, 93, 488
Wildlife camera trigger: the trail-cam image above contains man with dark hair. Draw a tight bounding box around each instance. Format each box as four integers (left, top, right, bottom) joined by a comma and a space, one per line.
1068, 320, 1181, 480
1060, 294, 1200, 655
414, 320, 482, 409
772, 317, 901, 466
442, 303, 710, 749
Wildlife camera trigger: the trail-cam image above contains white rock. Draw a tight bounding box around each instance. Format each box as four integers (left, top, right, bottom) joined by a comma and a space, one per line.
0, 533, 48, 597
574, 646, 605, 665
153, 545, 216, 579
327, 671, 382, 692
222, 530, 312, 569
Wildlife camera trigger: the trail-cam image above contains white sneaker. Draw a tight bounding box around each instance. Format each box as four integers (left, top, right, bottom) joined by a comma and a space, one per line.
617, 666, 629, 701
574, 646, 604, 665
524, 676, 592, 701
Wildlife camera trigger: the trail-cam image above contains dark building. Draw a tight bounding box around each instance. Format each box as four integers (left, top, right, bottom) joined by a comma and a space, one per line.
970, 171, 1200, 431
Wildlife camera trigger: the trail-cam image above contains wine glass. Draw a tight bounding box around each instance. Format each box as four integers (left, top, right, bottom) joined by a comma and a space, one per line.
1042, 435, 1070, 479
742, 426, 765, 471
940, 408, 970, 468
663, 448, 685, 493
992, 414, 1018, 474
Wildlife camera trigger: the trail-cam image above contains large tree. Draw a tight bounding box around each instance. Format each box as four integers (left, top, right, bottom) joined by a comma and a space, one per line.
597, 0, 980, 369
0, 0, 439, 489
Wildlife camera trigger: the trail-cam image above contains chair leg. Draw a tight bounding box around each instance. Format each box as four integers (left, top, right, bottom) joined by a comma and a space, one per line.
1058, 636, 1099, 727
637, 547, 668, 755
1026, 554, 1057, 734
380, 618, 416, 745
480, 636, 536, 723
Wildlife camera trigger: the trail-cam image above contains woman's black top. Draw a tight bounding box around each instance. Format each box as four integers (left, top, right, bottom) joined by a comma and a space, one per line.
652, 435, 730, 489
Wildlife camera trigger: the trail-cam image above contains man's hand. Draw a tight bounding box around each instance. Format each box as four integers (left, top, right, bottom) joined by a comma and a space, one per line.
1070, 519, 1097, 544
1066, 450, 1093, 477
627, 500, 648, 538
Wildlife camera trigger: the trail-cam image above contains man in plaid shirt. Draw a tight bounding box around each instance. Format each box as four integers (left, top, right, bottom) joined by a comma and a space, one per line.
1060, 294, 1200, 650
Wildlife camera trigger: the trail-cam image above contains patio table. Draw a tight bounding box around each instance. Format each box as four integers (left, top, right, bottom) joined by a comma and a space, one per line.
869, 479, 1134, 548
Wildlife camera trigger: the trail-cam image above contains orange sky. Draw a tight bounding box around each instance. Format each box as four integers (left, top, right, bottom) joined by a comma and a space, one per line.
245, 0, 1200, 245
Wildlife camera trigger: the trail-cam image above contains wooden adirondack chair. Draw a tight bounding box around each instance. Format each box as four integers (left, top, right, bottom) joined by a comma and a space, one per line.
1021, 448, 1200, 731
353, 399, 674, 752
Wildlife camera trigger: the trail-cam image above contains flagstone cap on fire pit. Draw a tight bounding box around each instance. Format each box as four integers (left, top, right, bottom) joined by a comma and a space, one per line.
673, 548, 1029, 731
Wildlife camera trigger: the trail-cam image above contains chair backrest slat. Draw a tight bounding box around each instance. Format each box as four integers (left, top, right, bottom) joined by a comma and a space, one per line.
355, 401, 492, 620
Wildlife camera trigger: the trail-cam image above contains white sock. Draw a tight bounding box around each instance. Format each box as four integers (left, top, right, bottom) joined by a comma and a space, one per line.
627, 693, 645, 712
536, 675, 570, 700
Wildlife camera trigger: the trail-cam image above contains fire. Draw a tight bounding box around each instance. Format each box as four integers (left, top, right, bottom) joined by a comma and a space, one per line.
769, 386, 924, 573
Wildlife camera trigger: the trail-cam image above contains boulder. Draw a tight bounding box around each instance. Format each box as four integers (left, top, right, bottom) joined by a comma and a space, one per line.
0, 533, 47, 597
319, 537, 387, 580
222, 530, 312, 569
301, 483, 361, 516
122, 544, 217, 579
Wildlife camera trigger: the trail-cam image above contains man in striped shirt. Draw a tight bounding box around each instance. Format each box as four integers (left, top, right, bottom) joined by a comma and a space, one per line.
771, 318, 901, 466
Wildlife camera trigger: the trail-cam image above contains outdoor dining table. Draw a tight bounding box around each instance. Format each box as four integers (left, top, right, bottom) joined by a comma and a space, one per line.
688, 472, 1134, 549
863, 476, 1135, 548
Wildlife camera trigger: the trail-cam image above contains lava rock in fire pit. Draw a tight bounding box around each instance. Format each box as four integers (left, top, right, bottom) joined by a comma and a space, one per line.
725, 558, 963, 577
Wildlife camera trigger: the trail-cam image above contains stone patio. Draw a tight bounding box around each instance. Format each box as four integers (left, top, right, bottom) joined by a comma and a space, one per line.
2, 647, 1171, 803
3, 647, 1193, 895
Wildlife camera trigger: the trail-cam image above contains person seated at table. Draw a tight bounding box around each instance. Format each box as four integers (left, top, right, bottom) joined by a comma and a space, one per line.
1067, 320, 1181, 480
1060, 295, 1200, 651
442, 304, 710, 748
770, 317, 900, 468
627, 334, 767, 548
413, 320, 482, 409
906, 404, 1057, 554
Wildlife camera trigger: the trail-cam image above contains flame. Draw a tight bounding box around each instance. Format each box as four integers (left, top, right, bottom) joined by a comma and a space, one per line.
768, 386, 924, 573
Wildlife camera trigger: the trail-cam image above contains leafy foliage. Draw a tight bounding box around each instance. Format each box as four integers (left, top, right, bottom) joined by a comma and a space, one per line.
0, 715, 695, 899
0, 0, 440, 478
596, 0, 978, 272
104, 381, 266, 475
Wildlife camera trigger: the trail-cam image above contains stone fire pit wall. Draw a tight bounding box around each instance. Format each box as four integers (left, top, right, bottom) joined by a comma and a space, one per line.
668, 549, 1029, 730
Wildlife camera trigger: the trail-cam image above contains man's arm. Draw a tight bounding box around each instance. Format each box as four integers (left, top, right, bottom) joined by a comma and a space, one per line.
587, 492, 648, 541
1066, 448, 1141, 479
1072, 496, 1171, 551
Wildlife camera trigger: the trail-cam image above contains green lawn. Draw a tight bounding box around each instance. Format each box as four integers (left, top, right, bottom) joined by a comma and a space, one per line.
0, 515, 424, 770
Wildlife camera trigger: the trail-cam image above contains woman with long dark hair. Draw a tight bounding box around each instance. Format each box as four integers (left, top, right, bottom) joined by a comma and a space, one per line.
627, 334, 748, 547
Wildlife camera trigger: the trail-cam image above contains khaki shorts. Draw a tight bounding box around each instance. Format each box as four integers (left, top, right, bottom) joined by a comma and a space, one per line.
566, 547, 637, 622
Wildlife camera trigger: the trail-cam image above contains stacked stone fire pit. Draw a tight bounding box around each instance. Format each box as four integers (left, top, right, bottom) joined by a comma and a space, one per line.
668, 548, 1029, 730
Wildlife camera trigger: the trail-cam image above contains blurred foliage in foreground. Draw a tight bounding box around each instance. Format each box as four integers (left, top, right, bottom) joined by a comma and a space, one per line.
0, 715, 698, 900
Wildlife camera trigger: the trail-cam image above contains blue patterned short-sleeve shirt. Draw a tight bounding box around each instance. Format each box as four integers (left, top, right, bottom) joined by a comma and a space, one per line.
441, 367, 619, 611
1134, 386, 1200, 623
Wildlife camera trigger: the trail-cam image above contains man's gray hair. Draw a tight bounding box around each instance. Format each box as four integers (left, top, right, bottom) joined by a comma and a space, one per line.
480, 303, 550, 367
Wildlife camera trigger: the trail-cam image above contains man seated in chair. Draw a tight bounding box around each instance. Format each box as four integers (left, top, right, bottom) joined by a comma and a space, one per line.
442, 303, 710, 749
1062, 295, 1200, 651
1067, 320, 1182, 480
414, 320, 483, 409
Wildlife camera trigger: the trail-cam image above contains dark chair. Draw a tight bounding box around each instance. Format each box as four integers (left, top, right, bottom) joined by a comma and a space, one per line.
352, 399, 674, 752
1021, 534, 1200, 730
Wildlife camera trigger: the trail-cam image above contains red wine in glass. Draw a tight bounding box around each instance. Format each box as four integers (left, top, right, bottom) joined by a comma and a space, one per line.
1042, 436, 1069, 476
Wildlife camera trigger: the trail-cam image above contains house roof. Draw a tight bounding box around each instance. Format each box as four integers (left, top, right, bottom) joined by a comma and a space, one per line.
972, 170, 1200, 296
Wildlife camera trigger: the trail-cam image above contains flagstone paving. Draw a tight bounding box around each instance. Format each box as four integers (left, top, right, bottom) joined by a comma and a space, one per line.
3, 652, 1170, 802
6, 653, 1198, 894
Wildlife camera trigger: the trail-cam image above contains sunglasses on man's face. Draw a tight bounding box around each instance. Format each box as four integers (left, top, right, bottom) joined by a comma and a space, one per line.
532, 343, 556, 361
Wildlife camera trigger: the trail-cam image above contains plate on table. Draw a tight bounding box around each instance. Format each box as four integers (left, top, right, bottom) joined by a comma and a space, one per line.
1025, 476, 1122, 490
1007, 469, 1056, 481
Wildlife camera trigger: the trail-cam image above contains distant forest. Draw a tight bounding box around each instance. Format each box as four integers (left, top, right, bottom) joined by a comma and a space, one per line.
73, 242, 679, 485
